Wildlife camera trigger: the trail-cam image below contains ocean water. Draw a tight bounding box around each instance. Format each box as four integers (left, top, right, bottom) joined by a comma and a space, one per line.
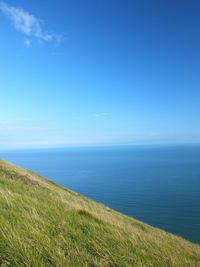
1, 145, 200, 244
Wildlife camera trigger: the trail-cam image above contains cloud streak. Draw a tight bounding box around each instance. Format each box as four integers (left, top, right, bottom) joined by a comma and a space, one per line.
0, 1, 58, 44
94, 112, 108, 117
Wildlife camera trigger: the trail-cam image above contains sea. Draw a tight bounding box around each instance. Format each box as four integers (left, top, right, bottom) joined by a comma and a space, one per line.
1, 144, 200, 244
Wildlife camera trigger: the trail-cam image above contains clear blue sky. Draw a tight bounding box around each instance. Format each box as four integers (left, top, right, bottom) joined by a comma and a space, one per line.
0, 0, 200, 149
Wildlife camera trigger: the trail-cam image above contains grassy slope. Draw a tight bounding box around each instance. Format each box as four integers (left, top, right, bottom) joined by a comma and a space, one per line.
0, 160, 200, 267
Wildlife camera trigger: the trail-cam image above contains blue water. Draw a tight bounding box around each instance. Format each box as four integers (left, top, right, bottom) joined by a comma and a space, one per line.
1, 145, 200, 244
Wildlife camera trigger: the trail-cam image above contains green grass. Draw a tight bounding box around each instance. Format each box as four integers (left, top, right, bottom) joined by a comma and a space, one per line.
0, 160, 200, 267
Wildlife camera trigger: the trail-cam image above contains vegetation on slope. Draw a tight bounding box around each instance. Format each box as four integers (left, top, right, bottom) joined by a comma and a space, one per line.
0, 160, 200, 267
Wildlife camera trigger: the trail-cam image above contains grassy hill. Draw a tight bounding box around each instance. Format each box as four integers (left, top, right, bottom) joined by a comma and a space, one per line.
0, 160, 200, 267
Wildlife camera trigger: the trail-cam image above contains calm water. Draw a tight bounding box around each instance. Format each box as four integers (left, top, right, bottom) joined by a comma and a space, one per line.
1, 145, 200, 244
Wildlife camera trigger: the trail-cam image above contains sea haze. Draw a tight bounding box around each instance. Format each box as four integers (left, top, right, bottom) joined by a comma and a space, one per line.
1, 145, 200, 244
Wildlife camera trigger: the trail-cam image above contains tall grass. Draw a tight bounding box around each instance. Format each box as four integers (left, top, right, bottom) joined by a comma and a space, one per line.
0, 160, 200, 267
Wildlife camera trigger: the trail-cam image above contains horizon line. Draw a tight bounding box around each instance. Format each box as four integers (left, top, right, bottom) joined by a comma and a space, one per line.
1, 142, 200, 152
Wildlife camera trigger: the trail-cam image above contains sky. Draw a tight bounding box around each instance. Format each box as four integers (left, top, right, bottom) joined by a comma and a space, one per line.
0, 0, 200, 149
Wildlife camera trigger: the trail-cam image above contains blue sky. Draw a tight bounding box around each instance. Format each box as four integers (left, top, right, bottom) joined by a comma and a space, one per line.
0, 0, 200, 149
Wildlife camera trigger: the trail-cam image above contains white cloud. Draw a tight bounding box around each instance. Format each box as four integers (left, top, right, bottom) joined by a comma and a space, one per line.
0, 1, 57, 44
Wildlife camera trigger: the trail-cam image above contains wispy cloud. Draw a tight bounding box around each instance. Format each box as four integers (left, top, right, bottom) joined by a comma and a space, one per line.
0, 117, 57, 132
0, 119, 61, 149
0, 121, 10, 129
0, 123, 57, 133
24, 39, 31, 48
0, 1, 59, 46
94, 112, 108, 117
